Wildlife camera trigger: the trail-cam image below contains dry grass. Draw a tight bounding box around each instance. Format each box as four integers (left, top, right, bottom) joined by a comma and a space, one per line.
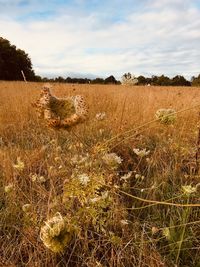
0, 81, 200, 266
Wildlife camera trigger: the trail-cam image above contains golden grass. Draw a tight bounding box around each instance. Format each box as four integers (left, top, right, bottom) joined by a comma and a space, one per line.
0, 81, 200, 267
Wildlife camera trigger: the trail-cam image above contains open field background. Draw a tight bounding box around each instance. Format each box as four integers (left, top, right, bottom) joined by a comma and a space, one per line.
0, 82, 200, 267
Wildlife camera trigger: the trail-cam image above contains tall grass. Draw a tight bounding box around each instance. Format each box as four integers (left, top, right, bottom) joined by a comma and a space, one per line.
0, 81, 200, 266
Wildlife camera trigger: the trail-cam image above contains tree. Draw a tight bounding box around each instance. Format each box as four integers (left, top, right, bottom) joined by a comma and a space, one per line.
104, 75, 118, 84
171, 75, 191, 86
137, 75, 147, 85
121, 73, 138, 85
191, 74, 200, 86
0, 37, 35, 81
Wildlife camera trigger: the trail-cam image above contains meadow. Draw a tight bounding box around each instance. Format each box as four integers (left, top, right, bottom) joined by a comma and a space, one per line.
0, 81, 200, 267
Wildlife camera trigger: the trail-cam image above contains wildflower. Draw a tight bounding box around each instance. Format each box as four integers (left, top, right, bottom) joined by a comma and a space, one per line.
22, 204, 32, 213
182, 185, 196, 196
155, 108, 176, 125
120, 219, 129, 225
102, 153, 123, 169
133, 148, 150, 157
77, 173, 90, 186
4, 183, 14, 193
40, 212, 73, 253
120, 171, 133, 181
96, 112, 106, 121
13, 157, 25, 171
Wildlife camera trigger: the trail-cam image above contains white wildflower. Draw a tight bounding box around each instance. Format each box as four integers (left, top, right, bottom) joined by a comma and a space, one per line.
102, 153, 123, 169
96, 112, 106, 121
155, 108, 176, 125
13, 157, 25, 171
133, 148, 150, 157
4, 183, 14, 193
77, 173, 90, 186
182, 185, 196, 196
120, 171, 133, 181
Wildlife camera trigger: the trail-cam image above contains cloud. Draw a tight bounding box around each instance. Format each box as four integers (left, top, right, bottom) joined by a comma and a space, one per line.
0, 0, 200, 79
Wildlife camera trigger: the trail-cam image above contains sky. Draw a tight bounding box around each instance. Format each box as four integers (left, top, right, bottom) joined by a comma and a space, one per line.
0, 0, 200, 79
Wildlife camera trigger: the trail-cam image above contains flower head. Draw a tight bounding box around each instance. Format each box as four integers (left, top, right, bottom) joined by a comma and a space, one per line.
102, 153, 123, 169
155, 109, 176, 125
182, 185, 196, 196
133, 148, 150, 157
77, 173, 90, 186
120, 172, 133, 181
40, 212, 73, 253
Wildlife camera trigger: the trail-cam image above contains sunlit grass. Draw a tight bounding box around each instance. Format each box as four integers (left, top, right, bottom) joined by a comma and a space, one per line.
0, 81, 200, 266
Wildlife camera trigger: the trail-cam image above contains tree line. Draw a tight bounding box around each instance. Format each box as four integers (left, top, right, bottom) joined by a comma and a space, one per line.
1, 37, 200, 86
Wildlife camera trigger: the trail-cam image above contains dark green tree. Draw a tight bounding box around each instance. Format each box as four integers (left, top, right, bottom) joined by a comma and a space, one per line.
104, 75, 118, 84
171, 75, 191, 86
0, 37, 35, 81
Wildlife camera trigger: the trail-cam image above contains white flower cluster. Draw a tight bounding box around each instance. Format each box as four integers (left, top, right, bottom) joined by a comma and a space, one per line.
120, 171, 133, 181
133, 148, 150, 157
96, 112, 106, 121
155, 108, 176, 125
77, 173, 90, 186
182, 185, 197, 196
102, 153, 123, 169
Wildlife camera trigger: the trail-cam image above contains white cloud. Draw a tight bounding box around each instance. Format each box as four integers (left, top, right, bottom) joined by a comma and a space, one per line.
0, 0, 200, 79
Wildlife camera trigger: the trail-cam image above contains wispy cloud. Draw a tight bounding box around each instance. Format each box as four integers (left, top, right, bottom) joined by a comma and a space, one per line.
0, 0, 200, 79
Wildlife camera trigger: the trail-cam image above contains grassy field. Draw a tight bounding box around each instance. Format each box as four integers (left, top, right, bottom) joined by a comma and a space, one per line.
0, 81, 200, 267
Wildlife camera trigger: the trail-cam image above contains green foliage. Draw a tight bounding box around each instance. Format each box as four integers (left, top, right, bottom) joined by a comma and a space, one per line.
0, 37, 36, 81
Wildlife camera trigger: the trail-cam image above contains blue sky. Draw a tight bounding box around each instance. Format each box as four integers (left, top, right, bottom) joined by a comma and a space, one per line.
0, 0, 200, 79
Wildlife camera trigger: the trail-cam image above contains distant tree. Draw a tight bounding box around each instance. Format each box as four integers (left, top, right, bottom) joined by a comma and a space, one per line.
0, 37, 35, 81
104, 75, 118, 84
137, 75, 147, 85
156, 75, 171, 86
191, 74, 200, 86
171, 75, 191, 86
121, 73, 138, 85
55, 76, 65, 83
91, 78, 105, 84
